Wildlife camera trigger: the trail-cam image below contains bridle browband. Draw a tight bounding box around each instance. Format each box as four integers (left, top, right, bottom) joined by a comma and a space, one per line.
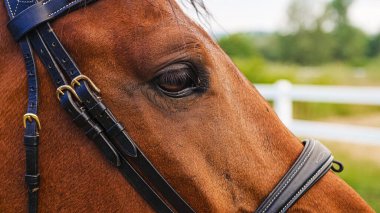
4, 0, 343, 212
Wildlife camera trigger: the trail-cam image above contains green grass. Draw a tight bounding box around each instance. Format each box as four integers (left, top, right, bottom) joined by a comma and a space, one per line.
233, 58, 380, 86
293, 102, 380, 121
325, 142, 380, 211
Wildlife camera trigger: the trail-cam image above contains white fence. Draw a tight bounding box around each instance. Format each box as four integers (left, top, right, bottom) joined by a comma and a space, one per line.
255, 80, 380, 146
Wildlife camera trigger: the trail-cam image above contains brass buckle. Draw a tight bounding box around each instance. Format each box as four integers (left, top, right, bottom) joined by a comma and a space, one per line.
56, 85, 82, 102
71, 75, 101, 93
23, 113, 41, 130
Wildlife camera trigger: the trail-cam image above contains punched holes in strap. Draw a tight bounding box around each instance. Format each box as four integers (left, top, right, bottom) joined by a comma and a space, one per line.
58, 89, 121, 166
72, 82, 138, 157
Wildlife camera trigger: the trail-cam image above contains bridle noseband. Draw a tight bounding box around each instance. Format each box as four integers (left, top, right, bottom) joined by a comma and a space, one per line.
4, 0, 343, 212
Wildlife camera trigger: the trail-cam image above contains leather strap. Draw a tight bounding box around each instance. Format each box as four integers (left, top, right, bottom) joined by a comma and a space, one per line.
21, 38, 40, 213
6, 0, 42, 212
28, 30, 121, 166
4, 0, 342, 212
28, 29, 174, 212
37, 23, 138, 157
7, 0, 95, 40
35, 23, 195, 212
6, 0, 195, 211
255, 139, 335, 213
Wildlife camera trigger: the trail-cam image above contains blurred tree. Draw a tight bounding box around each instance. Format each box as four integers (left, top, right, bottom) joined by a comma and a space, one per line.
255, 33, 283, 61
285, 0, 321, 32
278, 27, 335, 65
274, 0, 337, 65
321, 0, 369, 65
218, 0, 373, 66
218, 33, 257, 58
217, 33, 266, 82
276, 0, 369, 65
332, 25, 368, 65
367, 34, 380, 58
328, 0, 352, 26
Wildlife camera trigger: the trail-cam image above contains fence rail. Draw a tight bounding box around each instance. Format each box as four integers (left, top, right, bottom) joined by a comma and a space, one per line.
255, 80, 380, 145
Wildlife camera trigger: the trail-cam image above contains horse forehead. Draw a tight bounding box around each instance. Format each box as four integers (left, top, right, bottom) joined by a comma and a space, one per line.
84, 0, 186, 27
52, 0, 202, 76
55, 0, 193, 46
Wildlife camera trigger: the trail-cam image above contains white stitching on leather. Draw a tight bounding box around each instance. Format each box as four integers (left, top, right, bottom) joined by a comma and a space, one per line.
42, 0, 54, 5
48, 0, 81, 17
18, 0, 34, 3
14, 1, 20, 15
9, 0, 35, 17
261, 140, 316, 212
6, 0, 14, 17
279, 164, 327, 213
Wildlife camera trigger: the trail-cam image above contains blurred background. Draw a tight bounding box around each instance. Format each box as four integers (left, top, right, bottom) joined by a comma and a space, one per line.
182, 0, 380, 210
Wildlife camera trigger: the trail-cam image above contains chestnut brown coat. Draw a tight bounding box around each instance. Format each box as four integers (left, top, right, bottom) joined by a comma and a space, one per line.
0, 0, 374, 212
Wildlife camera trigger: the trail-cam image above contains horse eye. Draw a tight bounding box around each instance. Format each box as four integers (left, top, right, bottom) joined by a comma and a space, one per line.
154, 63, 198, 98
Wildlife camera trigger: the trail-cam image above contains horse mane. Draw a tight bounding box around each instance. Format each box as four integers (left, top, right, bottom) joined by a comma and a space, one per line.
187, 0, 209, 16
182, 0, 212, 30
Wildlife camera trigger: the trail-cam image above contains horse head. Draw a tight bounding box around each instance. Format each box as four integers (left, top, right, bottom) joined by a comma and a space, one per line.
0, 0, 373, 212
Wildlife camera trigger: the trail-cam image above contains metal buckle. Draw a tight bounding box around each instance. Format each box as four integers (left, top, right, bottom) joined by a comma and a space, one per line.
71, 75, 101, 93
23, 113, 41, 130
56, 85, 82, 102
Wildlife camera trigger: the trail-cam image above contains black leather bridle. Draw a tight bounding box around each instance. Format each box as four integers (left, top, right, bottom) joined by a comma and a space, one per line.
4, 0, 343, 212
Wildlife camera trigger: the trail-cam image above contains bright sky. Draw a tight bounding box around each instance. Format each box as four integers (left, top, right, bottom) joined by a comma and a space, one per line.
183, 0, 380, 35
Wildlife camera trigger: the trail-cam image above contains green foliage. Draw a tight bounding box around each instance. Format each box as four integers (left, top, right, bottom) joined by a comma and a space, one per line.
279, 0, 369, 65
231, 57, 267, 82
277, 28, 335, 65
217, 0, 372, 66
332, 25, 369, 66
327, 0, 353, 26
274, 24, 369, 66
255, 33, 283, 61
294, 102, 380, 120
218, 33, 268, 82
326, 142, 380, 211
339, 160, 380, 211
218, 33, 258, 58
367, 34, 380, 58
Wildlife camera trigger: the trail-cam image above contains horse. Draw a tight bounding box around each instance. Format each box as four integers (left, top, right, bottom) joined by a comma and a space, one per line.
0, 0, 374, 212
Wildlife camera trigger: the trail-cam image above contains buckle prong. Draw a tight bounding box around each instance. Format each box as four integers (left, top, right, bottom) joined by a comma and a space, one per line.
56, 85, 82, 102
23, 113, 41, 130
71, 75, 100, 93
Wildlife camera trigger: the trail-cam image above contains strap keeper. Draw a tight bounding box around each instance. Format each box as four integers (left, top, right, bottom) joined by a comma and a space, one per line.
24, 135, 39, 147
88, 101, 107, 116
106, 122, 124, 137
25, 174, 40, 192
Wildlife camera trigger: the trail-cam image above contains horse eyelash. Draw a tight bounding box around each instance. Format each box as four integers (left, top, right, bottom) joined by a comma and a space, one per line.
158, 69, 195, 85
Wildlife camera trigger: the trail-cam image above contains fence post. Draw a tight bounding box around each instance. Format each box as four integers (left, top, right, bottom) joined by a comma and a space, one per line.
274, 80, 293, 126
